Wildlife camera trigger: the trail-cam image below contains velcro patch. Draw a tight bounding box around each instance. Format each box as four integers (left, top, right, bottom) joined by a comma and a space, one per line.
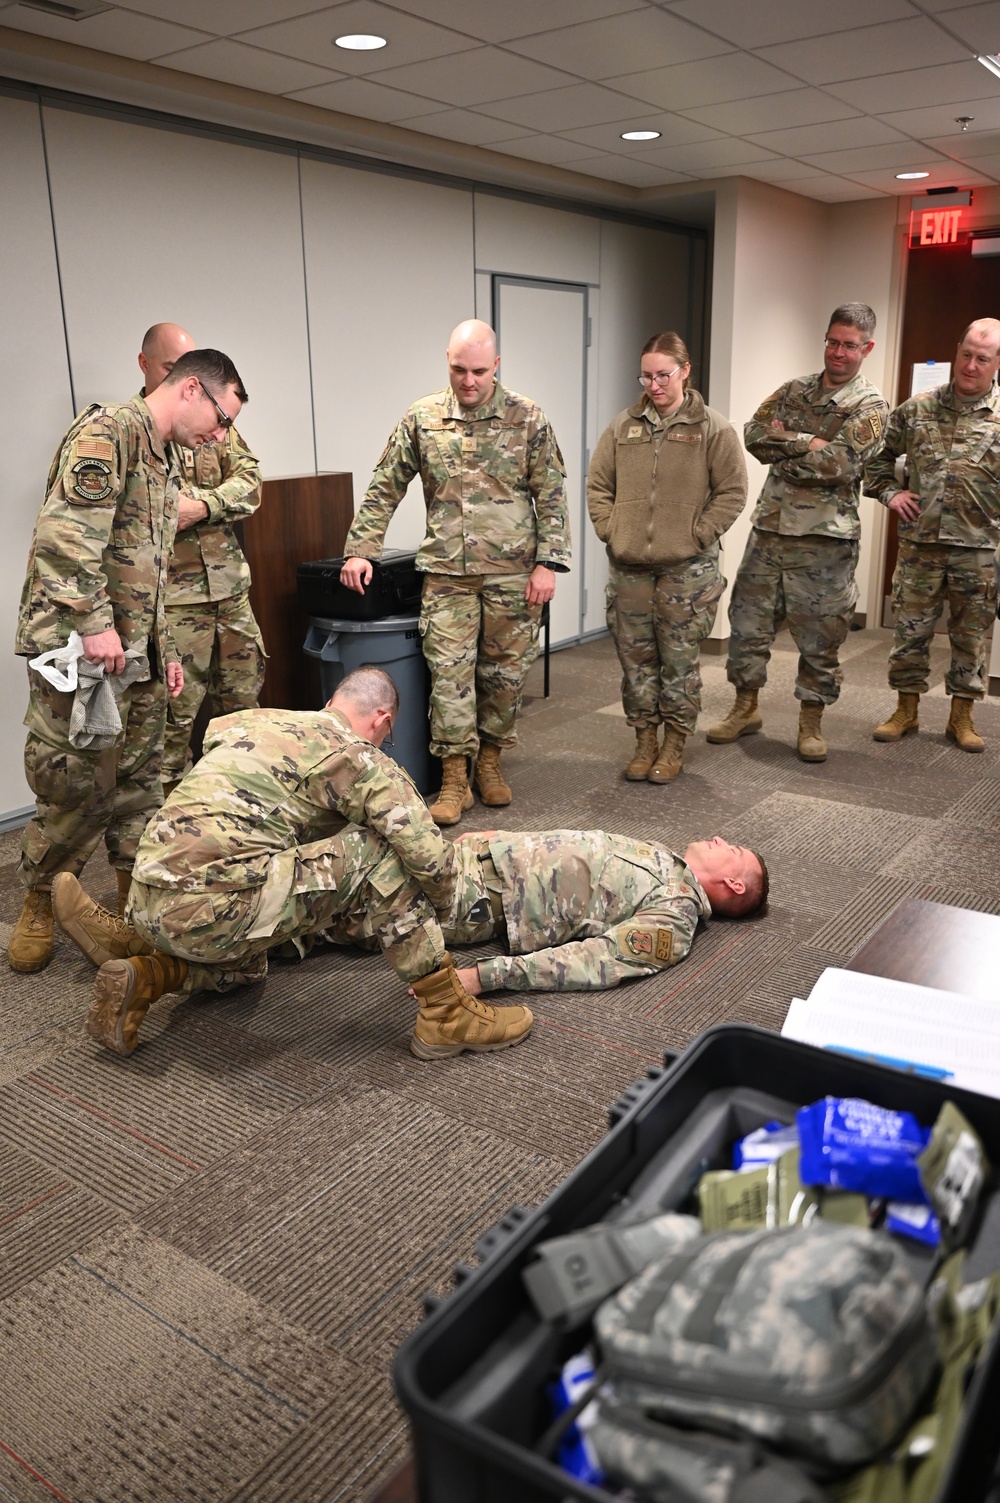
655, 929, 674, 963
69, 458, 113, 502
627, 425, 644, 439
666, 431, 700, 442
76, 437, 114, 462
624, 927, 652, 957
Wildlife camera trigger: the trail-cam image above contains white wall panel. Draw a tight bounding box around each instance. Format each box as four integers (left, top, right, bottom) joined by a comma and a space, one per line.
301, 159, 474, 551
474, 193, 600, 286
41, 107, 314, 479
0, 96, 75, 819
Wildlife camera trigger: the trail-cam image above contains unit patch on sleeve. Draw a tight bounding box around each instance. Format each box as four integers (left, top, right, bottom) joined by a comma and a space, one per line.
69, 458, 113, 502
624, 927, 653, 957
655, 929, 674, 963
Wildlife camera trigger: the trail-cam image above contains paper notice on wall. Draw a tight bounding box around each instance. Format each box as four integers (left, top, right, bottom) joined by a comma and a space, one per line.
911, 361, 950, 397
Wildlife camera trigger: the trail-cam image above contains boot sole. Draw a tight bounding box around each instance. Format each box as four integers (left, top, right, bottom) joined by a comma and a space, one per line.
85, 962, 144, 1056
475, 788, 512, 806
705, 722, 762, 745
7, 948, 53, 973
797, 749, 827, 763
623, 767, 654, 781
872, 723, 918, 743
946, 728, 984, 753
647, 767, 682, 782
409, 1026, 532, 1060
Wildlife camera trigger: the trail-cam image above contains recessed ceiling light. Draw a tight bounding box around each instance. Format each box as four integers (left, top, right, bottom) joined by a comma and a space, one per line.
896, 171, 930, 180
621, 130, 661, 142
335, 33, 387, 50
977, 53, 1000, 79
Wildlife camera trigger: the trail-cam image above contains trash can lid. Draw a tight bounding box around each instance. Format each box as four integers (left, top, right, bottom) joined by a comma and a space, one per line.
309, 613, 420, 633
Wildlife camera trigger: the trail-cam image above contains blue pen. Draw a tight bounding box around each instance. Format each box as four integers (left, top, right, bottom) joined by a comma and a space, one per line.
825, 1045, 954, 1081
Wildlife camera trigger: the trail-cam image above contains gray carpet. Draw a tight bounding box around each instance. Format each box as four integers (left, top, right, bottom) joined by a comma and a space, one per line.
2, 626, 1000, 1502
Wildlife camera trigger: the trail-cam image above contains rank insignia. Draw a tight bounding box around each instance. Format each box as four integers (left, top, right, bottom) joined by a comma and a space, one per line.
70, 458, 113, 501
625, 928, 653, 956
626, 425, 644, 440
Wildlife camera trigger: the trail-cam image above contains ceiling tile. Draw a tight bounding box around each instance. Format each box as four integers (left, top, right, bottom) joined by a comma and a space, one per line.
505, 9, 731, 80
740, 157, 825, 182
367, 46, 571, 107
663, 0, 918, 50
845, 162, 998, 190
238, 2, 478, 73
357, 0, 643, 46
609, 53, 801, 111
799, 142, 951, 173
933, 2, 1000, 53
677, 89, 861, 134
756, 17, 969, 85
773, 173, 889, 200
476, 82, 641, 132
747, 117, 909, 156
154, 38, 341, 92
924, 129, 1000, 159
627, 137, 780, 172
0, 3, 208, 59
392, 108, 519, 146
113, 0, 335, 33
557, 112, 725, 151
564, 154, 692, 187
925, 149, 1000, 177
824, 60, 1000, 112
486, 133, 614, 165
287, 75, 445, 120
876, 97, 1000, 137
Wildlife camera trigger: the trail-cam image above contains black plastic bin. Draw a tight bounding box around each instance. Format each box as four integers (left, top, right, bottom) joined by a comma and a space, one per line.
297, 549, 421, 622
393, 1024, 1000, 1503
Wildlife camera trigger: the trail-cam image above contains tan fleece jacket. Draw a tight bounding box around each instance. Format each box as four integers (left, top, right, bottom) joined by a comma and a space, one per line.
587, 390, 748, 568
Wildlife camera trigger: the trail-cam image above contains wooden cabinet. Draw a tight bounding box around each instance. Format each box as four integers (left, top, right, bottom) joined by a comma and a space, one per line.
240, 472, 354, 710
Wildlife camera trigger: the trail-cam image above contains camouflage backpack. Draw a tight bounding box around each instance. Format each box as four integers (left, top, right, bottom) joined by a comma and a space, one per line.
589, 1221, 939, 1501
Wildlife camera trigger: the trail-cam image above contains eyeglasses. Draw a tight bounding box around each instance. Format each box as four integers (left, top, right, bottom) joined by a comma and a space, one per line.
198, 378, 234, 430
638, 369, 680, 388
824, 338, 865, 355
382, 722, 395, 748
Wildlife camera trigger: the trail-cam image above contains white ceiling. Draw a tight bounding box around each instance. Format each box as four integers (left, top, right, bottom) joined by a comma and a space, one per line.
5, 0, 1000, 203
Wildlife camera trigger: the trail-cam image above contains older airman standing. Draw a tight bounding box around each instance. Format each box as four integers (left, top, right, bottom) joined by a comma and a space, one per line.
340, 319, 571, 825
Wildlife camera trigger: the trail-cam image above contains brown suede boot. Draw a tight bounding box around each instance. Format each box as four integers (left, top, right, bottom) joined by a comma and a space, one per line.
797, 702, 827, 763
947, 696, 985, 753
474, 743, 512, 806
624, 726, 659, 780
428, 756, 473, 826
706, 689, 762, 744
53, 872, 155, 968
410, 955, 533, 1060
648, 727, 685, 783
873, 692, 919, 742
86, 953, 189, 1056
116, 868, 133, 918
8, 888, 54, 972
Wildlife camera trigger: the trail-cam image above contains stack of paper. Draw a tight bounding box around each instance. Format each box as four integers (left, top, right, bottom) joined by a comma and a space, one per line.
782, 968, 1000, 1099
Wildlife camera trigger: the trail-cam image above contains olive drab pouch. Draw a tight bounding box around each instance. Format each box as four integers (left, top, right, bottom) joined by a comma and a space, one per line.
590, 1221, 940, 1489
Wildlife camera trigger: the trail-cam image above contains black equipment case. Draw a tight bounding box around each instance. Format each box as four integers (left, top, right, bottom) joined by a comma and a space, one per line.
393, 1024, 1000, 1503
297, 549, 421, 622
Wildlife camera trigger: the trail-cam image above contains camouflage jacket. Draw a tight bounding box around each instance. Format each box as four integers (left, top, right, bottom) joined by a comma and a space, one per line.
440, 830, 710, 991
864, 381, 1000, 548
16, 396, 178, 661
132, 707, 457, 919
744, 370, 888, 540
344, 381, 571, 576
167, 425, 261, 605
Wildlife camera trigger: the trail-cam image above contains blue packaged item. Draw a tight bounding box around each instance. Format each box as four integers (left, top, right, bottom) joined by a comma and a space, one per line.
548, 1351, 606, 1487
797, 1096, 931, 1201
885, 1200, 942, 1247
733, 1120, 798, 1170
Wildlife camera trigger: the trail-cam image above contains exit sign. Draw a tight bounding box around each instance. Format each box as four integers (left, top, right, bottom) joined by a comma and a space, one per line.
909, 206, 964, 246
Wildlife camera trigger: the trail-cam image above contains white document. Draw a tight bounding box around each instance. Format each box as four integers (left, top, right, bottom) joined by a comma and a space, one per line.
910, 361, 950, 397
782, 968, 1000, 1099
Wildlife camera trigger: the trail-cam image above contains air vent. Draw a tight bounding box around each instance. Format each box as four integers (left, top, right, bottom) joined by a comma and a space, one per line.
17, 1, 113, 18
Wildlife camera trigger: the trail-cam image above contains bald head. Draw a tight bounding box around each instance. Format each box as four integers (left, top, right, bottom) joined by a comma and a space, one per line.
954, 318, 1000, 400
139, 322, 196, 394
447, 319, 500, 408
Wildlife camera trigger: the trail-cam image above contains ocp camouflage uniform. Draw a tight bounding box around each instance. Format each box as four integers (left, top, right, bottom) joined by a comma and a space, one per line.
344, 382, 570, 757
865, 381, 1000, 697
15, 397, 179, 887
126, 706, 457, 993
161, 424, 264, 783
728, 370, 888, 703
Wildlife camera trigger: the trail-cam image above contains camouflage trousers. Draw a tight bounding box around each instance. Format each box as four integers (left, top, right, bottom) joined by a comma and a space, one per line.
726, 529, 859, 705
162, 593, 265, 783
606, 550, 725, 734
19, 665, 166, 890
127, 827, 447, 995
419, 572, 542, 758
887, 539, 997, 698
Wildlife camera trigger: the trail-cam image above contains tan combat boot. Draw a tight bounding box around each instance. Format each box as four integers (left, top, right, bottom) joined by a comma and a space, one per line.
648, 727, 685, 783
53, 872, 155, 968
116, 868, 132, 918
624, 726, 659, 780
947, 696, 985, 753
428, 756, 473, 826
706, 689, 762, 744
410, 954, 533, 1060
797, 702, 827, 763
873, 692, 919, 742
8, 888, 54, 972
86, 953, 189, 1056
474, 743, 512, 806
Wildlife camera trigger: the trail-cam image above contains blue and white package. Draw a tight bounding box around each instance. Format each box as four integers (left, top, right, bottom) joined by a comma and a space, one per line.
885, 1200, 942, 1247
733, 1121, 798, 1171
548, 1351, 606, 1486
796, 1096, 932, 1201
